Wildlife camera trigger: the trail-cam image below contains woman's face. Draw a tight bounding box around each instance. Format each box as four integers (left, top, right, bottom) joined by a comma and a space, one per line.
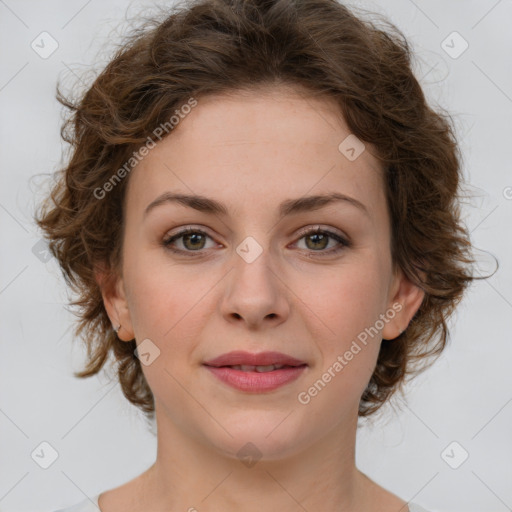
103, 86, 423, 460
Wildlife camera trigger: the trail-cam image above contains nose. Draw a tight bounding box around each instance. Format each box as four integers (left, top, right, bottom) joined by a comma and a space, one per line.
219, 242, 290, 330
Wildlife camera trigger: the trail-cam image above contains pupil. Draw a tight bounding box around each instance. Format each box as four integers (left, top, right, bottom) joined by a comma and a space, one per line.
308, 233, 327, 250
186, 233, 204, 249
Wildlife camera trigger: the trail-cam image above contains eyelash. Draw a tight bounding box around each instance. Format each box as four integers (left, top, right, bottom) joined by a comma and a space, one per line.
162, 226, 351, 258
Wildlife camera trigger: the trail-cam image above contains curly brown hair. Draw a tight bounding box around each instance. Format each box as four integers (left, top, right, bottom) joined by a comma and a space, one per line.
34, 0, 481, 420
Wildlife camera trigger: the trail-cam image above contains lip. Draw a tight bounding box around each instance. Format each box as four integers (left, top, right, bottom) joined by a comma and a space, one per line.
204, 365, 307, 392
203, 350, 307, 367
203, 351, 308, 393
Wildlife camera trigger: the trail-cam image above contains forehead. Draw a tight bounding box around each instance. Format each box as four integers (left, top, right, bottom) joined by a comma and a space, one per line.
125, 87, 385, 222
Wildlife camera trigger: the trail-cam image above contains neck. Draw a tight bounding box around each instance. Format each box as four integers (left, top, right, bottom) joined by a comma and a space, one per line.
141, 402, 370, 512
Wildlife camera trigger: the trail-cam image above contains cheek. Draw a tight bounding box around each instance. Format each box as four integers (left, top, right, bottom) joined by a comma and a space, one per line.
124, 249, 215, 348
122, 255, 210, 408
122, 244, 172, 337
312, 255, 388, 338
302, 255, 388, 392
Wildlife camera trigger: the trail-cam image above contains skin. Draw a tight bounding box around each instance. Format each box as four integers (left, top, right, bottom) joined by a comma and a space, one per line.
97, 84, 424, 512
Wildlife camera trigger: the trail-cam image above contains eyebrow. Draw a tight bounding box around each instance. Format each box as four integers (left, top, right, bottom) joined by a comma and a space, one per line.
144, 191, 370, 219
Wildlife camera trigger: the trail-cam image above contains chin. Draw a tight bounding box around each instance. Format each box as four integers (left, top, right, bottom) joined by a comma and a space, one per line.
203, 409, 312, 462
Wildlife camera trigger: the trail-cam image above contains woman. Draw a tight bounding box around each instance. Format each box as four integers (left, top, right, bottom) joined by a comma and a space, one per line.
36, 0, 477, 510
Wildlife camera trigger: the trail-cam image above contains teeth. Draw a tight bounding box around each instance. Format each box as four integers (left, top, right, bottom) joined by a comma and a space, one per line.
229, 364, 286, 372
255, 365, 278, 372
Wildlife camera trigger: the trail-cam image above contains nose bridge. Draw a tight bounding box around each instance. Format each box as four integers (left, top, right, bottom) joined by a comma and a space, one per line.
220, 232, 289, 326
232, 233, 278, 297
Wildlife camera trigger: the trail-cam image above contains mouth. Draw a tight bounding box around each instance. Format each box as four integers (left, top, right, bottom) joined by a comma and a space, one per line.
220, 363, 303, 372
203, 350, 307, 368
203, 351, 308, 392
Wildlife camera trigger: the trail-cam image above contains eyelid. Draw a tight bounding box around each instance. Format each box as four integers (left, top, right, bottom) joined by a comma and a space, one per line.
162, 224, 351, 256
293, 224, 346, 240
164, 224, 211, 238
163, 224, 347, 241
291, 225, 351, 255
162, 225, 218, 248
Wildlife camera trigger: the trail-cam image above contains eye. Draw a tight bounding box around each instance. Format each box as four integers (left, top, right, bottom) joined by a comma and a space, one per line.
293, 226, 350, 257
162, 227, 216, 255
162, 225, 350, 257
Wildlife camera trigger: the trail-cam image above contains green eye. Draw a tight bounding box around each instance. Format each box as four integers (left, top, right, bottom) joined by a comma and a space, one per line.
162, 226, 350, 257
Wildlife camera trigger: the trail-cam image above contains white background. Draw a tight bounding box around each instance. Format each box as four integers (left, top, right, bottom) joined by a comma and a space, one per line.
0, 1, 511, 511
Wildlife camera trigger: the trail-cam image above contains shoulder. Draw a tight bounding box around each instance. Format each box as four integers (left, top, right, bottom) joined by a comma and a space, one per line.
52, 494, 101, 512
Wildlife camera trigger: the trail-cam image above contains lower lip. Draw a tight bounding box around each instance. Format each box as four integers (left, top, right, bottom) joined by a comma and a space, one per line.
204, 365, 307, 392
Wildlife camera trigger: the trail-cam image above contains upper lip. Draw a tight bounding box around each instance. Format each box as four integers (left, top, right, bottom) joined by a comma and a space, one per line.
203, 351, 307, 367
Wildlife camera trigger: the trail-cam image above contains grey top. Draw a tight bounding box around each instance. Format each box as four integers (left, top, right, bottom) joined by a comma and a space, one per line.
53, 494, 432, 511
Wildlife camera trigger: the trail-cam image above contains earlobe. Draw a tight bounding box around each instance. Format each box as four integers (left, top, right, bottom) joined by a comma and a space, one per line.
382, 266, 425, 340
94, 265, 135, 342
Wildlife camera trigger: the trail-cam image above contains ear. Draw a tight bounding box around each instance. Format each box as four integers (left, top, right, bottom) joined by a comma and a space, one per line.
94, 264, 135, 342
382, 264, 425, 340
